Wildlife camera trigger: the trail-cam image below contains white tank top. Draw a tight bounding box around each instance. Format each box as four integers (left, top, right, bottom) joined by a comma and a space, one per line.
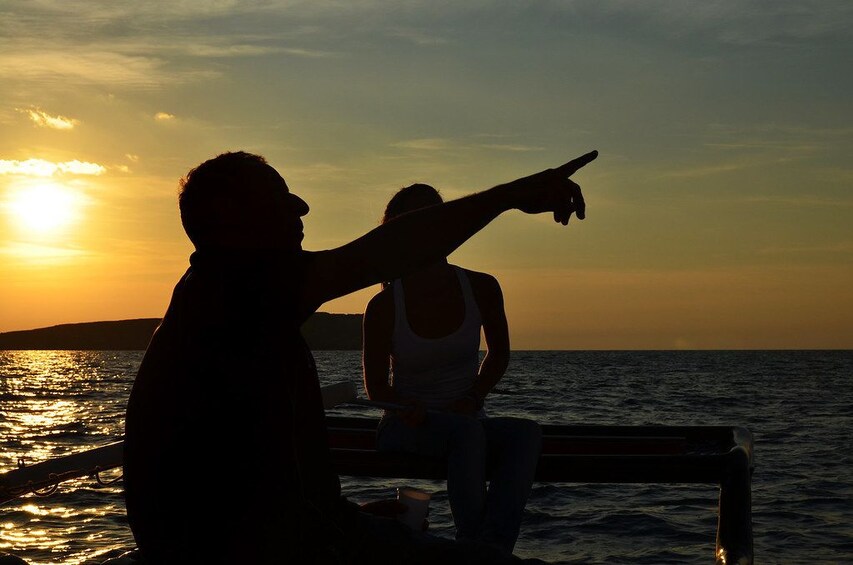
390, 266, 482, 410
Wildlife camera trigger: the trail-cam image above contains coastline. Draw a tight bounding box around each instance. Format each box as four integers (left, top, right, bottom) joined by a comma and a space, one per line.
0, 313, 363, 351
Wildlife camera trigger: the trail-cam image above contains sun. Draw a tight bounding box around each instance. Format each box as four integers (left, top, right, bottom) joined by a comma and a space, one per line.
8, 182, 82, 234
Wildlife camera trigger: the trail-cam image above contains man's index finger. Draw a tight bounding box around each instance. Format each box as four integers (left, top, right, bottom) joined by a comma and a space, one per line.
557, 150, 598, 177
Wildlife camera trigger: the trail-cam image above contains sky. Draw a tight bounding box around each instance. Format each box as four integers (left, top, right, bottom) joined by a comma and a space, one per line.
0, 1, 851, 349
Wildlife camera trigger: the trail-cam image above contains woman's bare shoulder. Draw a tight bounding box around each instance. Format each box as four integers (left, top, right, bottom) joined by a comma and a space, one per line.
457, 267, 502, 300
458, 267, 499, 287
365, 285, 395, 317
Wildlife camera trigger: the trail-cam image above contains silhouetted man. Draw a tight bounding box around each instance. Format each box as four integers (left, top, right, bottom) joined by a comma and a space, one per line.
123, 150, 596, 563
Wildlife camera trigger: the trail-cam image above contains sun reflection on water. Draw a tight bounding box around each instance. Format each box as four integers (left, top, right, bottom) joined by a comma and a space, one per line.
0, 350, 139, 564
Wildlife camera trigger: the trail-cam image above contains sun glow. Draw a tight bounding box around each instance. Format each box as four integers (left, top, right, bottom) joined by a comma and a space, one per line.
7, 183, 82, 234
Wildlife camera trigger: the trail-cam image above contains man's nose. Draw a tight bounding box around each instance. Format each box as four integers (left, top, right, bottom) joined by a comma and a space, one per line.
288, 193, 309, 216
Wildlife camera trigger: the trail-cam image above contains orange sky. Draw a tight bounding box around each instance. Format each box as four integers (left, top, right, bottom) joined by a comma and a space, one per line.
1, 2, 851, 349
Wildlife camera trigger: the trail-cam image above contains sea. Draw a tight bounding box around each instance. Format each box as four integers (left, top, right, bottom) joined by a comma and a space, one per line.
1, 350, 851, 564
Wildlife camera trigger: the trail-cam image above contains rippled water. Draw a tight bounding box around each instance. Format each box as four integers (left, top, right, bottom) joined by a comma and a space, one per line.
1, 350, 852, 564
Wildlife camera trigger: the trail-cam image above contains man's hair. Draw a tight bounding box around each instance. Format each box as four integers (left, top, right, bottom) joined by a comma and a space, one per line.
381, 183, 443, 224
178, 151, 270, 247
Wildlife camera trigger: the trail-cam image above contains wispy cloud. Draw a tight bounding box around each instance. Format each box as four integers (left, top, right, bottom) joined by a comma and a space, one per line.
2, 1, 851, 71
556, 1, 853, 47
662, 121, 853, 179
19, 108, 79, 130
659, 162, 746, 179
279, 47, 336, 58
704, 123, 853, 152
0, 242, 89, 265
184, 44, 283, 57
476, 143, 544, 152
392, 137, 546, 154
181, 43, 334, 58
0, 49, 210, 88
154, 112, 176, 121
392, 138, 452, 151
0, 159, 106, 177
0, 2, 342, 90
389, 28, 451, 46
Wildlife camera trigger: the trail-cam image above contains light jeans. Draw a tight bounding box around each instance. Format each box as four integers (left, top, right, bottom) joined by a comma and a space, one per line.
377, 412, 542, 553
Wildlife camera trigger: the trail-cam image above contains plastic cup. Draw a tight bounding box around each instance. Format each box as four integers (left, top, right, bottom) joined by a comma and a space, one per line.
396, 487, 430, 530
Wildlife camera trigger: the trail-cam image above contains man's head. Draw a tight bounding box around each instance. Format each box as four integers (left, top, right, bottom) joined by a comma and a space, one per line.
179, 151, 308, 251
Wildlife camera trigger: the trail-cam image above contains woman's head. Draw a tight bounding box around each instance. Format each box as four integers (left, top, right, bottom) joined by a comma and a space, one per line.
382, 183, 443, 224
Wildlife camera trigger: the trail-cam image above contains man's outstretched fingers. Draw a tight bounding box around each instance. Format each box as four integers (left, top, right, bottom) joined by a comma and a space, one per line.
554, 199, 571, 225
557, 150, 598, 177
573, 184, 586, 220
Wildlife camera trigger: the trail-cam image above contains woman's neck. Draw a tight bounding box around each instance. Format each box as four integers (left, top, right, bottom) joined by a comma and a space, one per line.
405, 258, 450, 281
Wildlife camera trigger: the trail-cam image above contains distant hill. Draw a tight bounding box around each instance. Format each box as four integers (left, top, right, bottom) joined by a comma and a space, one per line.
0, 313, 363, 350
301, 313, 362, 350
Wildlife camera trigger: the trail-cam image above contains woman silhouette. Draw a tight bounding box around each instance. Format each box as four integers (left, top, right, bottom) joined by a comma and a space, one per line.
363, 183, 542, 554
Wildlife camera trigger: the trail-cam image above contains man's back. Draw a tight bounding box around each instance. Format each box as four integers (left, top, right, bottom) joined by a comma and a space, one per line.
123, 251, 349, 562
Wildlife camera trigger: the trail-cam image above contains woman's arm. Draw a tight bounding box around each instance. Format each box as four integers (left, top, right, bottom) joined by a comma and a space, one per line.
302, 151, 597, 306
447, 271, 509, 415
363, 289, 428, 426
362, 290, 396, 403
472, 272, 510, 403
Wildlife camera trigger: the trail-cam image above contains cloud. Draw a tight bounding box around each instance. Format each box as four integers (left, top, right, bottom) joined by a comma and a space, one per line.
659, 162, 746, 179
389, 28, 451, 46
659, 122, 853, 179
0, 242, 88, 262
476, 143, 544, 152
279, 47, 335, 58
183, 44, 334, 58
154, 112, 176, 121
705, 123, 853, 144
0, 159, 106, 177
0, 49, 194, 88
393, 137, 545, 153
19, 108, 79, 130
392, 138, 452, 151
184, 44, 284, 57
549, 0, 853, 48
59, 161, 106, 175
2, 2, 851, 69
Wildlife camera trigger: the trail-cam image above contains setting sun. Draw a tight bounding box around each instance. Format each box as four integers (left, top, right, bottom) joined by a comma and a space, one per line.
8, 183, 81, 234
